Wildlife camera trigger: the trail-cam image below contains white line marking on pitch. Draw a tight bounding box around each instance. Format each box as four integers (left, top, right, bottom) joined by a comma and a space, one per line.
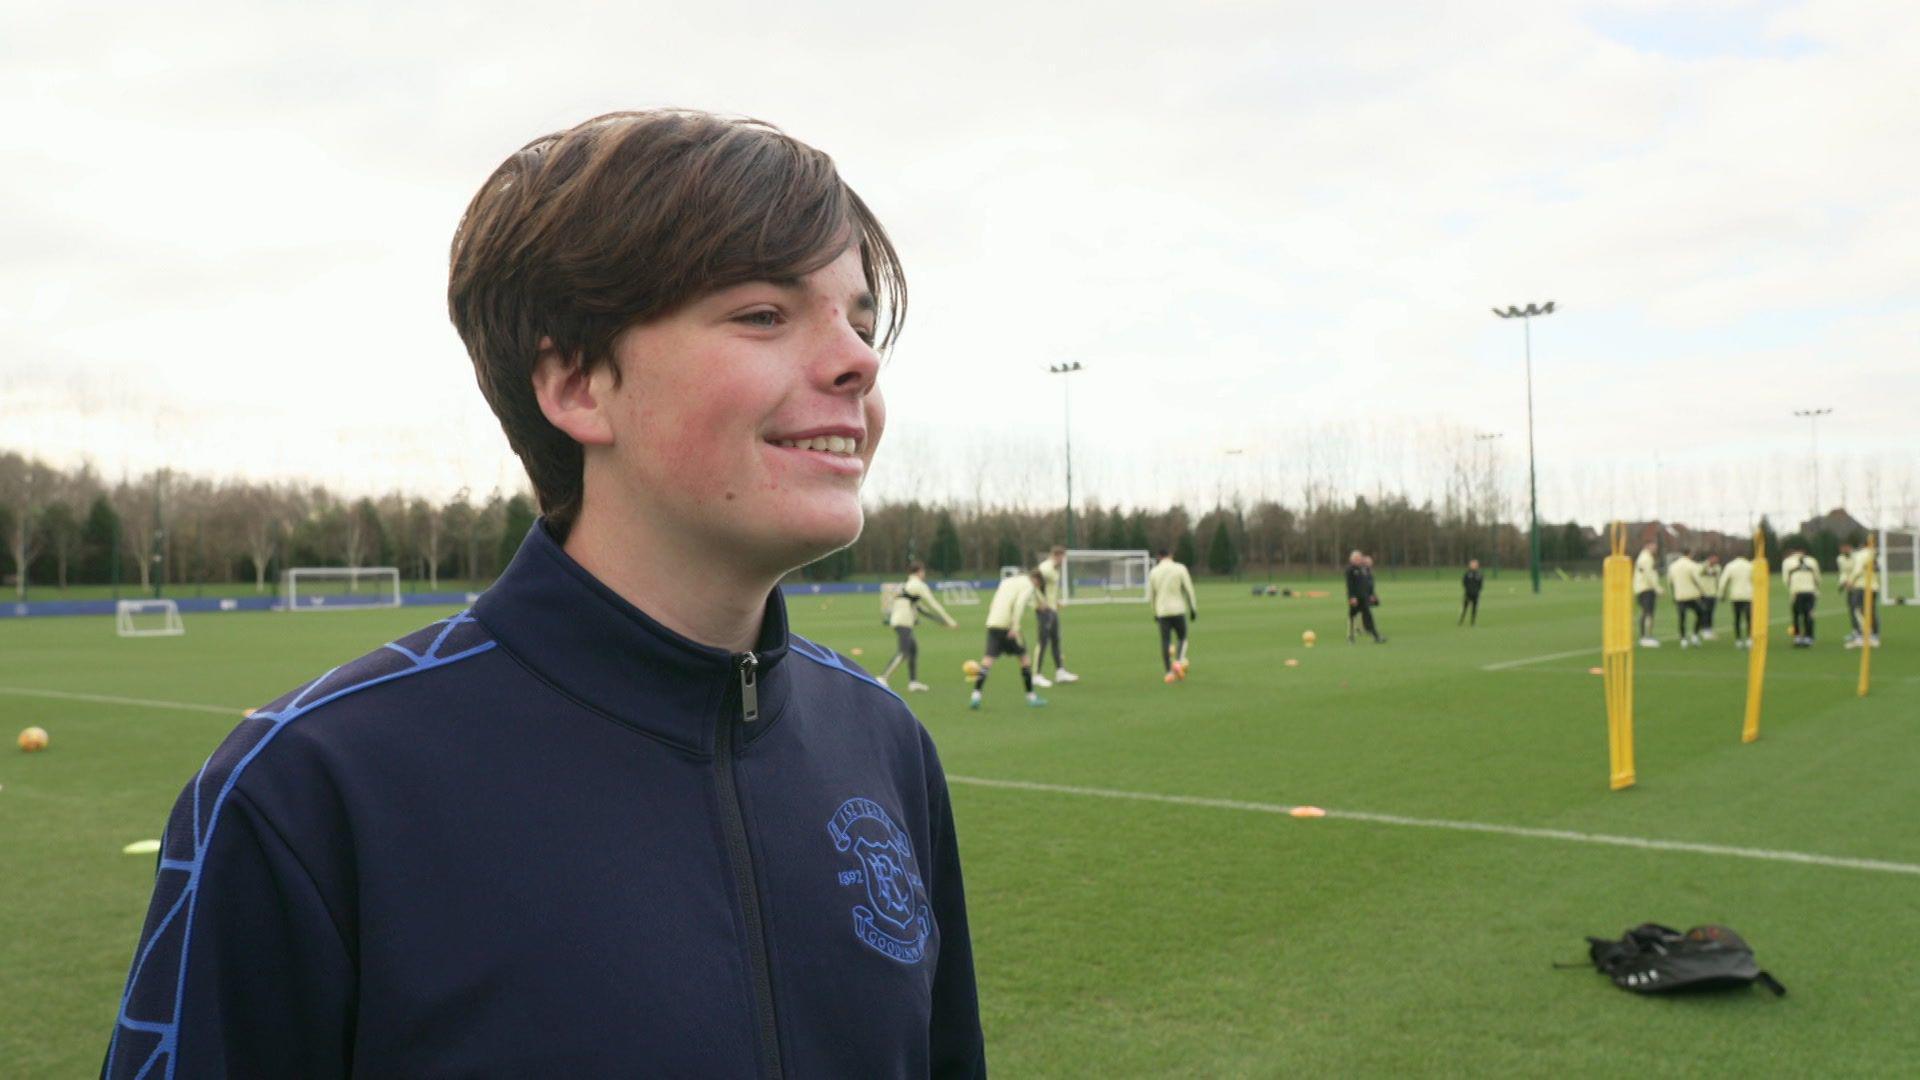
1480, 616, 1807, 672
948, 775, 1920, 878
0, 686, 244, 716
1481, 647, 1594, 671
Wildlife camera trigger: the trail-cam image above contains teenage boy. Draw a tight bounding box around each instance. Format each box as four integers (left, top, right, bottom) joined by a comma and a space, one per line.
106, 110, 984, 1078
882, 560, 958, 691
1633, 542, 1661, 647
1782, 544, 1821, 647
1031, 545, 1080, 686
971, 569, 1048, 709
1148, 548, 1198, 680
1459, 558, 1484, 627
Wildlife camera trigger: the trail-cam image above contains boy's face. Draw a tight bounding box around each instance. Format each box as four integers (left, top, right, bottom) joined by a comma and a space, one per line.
593, 245, 884, 574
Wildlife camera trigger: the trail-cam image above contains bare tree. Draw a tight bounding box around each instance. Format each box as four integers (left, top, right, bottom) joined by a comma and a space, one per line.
241, 484, 292, 592
0, 452, 57, 598
112, 471, 173, 591
342, 501, 367, 570
410, 497, 447, 588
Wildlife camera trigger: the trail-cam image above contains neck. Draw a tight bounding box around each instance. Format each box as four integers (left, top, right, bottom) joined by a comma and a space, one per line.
561, 499, 777, 654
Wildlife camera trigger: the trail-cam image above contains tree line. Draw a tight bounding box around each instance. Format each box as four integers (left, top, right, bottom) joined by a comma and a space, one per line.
6, 450, 1862, 599
0, 452, 536, 599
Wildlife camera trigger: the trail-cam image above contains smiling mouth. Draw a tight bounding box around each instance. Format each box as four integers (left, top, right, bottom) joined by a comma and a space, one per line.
770, 435, 861, 456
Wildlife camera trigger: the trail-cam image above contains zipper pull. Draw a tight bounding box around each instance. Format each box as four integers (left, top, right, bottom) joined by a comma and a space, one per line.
736, 652, 760, 722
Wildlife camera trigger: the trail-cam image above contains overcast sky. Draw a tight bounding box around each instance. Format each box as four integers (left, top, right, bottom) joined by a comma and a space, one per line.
4, 0, 1916, 532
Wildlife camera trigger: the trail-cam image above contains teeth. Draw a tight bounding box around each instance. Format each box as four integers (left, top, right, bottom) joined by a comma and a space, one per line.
772, 436, 858, 455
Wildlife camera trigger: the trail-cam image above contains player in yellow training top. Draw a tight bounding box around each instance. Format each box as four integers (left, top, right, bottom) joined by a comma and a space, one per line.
1030, 545, 1080, 688
968, 569, 1048, 709
1842, 541, 1880, 648
1147, 548, 1198, 683
1668, 549, 1706, 648
1633, 542, 1662, 648
1697, 554, 1722, 640
878, 561, 957, 691
1718, 551, 1755, 649
1781, 544, 1820, 648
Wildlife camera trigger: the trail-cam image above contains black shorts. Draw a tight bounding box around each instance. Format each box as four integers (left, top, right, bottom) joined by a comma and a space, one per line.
1637, 590, 1656, 616
984, 627, 1025, 659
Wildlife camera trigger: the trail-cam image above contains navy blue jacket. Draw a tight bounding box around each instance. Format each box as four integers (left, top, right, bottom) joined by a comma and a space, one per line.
106, 522, 985, 1078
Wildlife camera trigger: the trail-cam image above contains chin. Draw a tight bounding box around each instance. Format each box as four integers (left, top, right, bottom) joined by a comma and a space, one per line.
759, 497, 864, 570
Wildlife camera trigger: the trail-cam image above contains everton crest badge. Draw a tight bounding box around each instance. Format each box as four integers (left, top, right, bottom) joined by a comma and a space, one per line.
827, 797, 934, 964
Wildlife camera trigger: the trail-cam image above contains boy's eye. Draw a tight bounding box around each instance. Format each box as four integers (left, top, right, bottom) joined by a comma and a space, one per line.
854, 326, 876, 346
736, 309, 782, 328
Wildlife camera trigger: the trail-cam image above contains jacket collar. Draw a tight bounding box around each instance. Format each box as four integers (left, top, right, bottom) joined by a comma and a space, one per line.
473, 519, 792, 756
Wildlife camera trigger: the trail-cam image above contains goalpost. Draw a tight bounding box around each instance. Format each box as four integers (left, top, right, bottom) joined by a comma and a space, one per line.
935, 581, 980, 606
1879, 528, 1918, 606
1060, 549, 1151, 604
282, 567, 403, 611
116, 599, 184, 637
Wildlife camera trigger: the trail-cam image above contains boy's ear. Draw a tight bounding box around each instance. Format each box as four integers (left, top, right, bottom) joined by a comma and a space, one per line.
531, 337, 616, 447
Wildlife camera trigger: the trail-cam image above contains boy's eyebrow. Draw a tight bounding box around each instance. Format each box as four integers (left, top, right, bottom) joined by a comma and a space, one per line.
755, 276, 876, 314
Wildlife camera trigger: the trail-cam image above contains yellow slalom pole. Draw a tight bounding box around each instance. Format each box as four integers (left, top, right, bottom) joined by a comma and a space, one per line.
1859, 536, 1876, 697
1742, 528, 1770, 743
1601, 522, 1636, 789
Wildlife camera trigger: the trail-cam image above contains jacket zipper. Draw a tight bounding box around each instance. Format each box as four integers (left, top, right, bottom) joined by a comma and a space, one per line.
717, 651, 780, 1078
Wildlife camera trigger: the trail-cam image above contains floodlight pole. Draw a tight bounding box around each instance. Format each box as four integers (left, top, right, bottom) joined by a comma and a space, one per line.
1792, 407, 1832, 518
1493, 302, 1556, 595
1049, 362, 1084, 547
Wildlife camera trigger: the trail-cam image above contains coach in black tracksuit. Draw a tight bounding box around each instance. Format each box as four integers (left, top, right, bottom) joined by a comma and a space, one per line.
1346, 551, 1385, 643
1460, 559, 1484, 626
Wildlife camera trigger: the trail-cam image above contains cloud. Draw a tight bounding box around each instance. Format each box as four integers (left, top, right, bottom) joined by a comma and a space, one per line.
2, 0, 1915, 527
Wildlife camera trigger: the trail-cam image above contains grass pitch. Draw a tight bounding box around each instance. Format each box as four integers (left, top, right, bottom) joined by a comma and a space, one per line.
3, 576, 1917, 1075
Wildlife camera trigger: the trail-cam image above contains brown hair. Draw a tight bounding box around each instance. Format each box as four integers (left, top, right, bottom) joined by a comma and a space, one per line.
448, 109, 906, 536
907, 560, 925, 576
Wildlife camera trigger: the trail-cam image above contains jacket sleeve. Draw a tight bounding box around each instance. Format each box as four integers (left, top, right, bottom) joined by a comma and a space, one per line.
922, 742, 986, 1078
921, 586, 959, 628
105, 786, 354, 1079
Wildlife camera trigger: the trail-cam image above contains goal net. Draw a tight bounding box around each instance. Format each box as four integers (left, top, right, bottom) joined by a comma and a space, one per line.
935, 581, 980, 606
116, 599, 184, 637
1879, 528, 1918, 606
1061, 549, 1150, 604
283, 567, 402, 612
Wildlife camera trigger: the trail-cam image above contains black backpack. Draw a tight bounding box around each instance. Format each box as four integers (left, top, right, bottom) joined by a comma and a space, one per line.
1583, 923, 1786, 996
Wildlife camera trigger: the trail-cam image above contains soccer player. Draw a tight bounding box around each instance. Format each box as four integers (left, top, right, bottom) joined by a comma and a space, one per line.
970, 569, 1048, 709
1669, 549, 1706, 647
1634, 542, 1661, 647
1148, 547, 1198, 681
1345, 550, 1385, 643
1782, 543, 1821, 647
880, 560, 957, 691
1697, 554, 1721, 640
1031, 545, 1080, 686
1843, 541, 1881, 648
1719, 549, 1755, 648
105, 110, 984, 1077
1459, 558, 1484, 627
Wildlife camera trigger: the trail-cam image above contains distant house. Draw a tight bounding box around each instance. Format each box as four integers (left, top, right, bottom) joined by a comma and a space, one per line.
1623, 520, 1744, 560
1797, 508, 1869, 539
